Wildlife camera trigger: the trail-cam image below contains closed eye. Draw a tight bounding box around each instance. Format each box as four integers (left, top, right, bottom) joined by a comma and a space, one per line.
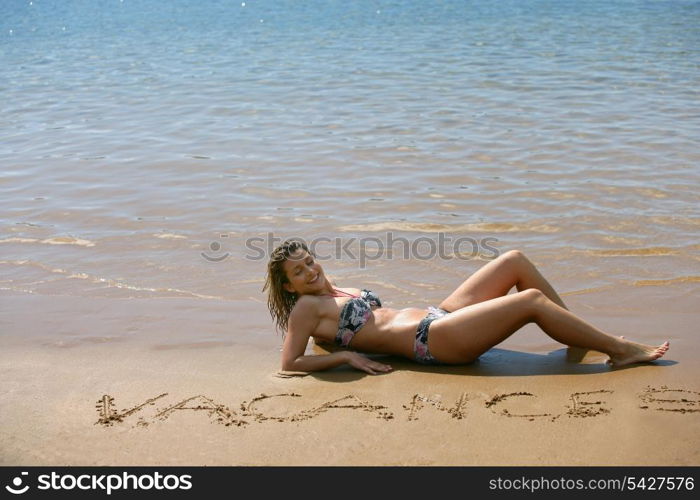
294, 258, 314, 275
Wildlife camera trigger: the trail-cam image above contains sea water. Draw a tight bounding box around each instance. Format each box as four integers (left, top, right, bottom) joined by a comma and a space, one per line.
1, 0, 698, 343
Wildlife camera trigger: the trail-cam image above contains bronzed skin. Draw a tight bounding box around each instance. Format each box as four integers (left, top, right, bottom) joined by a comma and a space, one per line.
279, 249, 669, 374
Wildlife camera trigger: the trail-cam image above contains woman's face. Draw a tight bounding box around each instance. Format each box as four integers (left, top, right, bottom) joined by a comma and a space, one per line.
281, 249, 326, 295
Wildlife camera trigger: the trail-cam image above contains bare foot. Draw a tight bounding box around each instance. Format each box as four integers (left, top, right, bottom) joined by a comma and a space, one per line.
606, 339, 669, 367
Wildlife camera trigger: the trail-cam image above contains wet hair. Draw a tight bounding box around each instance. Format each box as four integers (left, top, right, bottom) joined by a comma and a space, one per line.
262, 239, 315, 334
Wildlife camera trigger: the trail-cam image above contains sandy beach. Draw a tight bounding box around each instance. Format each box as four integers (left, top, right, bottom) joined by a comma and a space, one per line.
2, 0, 699, 468
2, 285, 698, 466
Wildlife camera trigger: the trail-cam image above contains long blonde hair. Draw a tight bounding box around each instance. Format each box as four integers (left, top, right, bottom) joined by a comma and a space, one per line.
262, 239, 315, 334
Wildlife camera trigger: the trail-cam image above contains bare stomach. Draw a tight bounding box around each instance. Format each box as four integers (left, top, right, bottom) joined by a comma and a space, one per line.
314, 307, 430, 360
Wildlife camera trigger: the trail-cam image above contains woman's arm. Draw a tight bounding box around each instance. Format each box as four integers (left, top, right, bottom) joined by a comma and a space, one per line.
281, 297, 392, 375
284, 350, 353, 372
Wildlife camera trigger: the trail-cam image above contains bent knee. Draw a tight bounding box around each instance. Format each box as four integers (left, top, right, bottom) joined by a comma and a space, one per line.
519, 288, 545, 300
502, 249, 527, 262
511, 288, 545, 321
518, 288, 547, 311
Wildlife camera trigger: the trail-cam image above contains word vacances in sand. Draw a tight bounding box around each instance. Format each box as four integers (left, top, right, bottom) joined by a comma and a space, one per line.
95, 385, 698, 428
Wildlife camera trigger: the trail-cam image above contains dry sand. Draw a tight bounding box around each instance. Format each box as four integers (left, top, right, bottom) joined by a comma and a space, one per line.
1, 288, 698, 466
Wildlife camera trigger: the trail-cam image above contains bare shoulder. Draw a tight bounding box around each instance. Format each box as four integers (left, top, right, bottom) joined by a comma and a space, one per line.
293, 293, 321, 307
289, 294, 320, 321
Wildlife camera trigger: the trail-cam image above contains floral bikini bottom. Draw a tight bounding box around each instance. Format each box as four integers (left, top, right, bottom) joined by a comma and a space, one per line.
414, 306, 451, 364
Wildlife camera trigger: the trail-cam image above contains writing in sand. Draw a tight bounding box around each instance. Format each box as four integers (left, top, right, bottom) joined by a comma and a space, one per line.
95, 385, 698, 428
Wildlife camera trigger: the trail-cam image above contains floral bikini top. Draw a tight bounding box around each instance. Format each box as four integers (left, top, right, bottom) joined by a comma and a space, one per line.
334, 288, 382, 347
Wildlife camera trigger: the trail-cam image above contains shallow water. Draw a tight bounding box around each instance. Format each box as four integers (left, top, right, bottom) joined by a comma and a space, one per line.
1, 0, 699, 342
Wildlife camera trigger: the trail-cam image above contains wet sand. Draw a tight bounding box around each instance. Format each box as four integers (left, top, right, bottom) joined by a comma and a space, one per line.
1, 287, 698, 466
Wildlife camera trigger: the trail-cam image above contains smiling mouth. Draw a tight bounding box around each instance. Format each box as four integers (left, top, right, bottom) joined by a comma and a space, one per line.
308, 274, 319, 284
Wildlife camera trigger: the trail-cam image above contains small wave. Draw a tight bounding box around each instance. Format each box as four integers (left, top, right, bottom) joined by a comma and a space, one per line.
0, 259, 69, 274
43, 236, 95, 247
44, 336, 126, 348
65, 272, 224, 299
598, 235, 643, 245
633, 276, 700, 287
635, 188, 668, 199
337, 222, 559, 233
0, 236, 95, 247
584, 247, 680, 257
648, 216, 700, 227
0, 238, 38, 244
0, 286, 36, 294
0, 260, 223, 300
153, 233, 188, 240
561, 285, 618, 296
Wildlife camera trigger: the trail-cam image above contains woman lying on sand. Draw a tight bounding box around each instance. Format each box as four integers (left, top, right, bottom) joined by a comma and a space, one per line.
263, 239, 669, 374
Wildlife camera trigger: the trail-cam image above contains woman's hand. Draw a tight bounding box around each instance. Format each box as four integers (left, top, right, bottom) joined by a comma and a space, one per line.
345, 351, 393, 375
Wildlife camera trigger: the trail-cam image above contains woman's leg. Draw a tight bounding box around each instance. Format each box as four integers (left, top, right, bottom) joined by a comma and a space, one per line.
438, 250, 569, 311
428, 288, 669, 366
438, 249, 589, 361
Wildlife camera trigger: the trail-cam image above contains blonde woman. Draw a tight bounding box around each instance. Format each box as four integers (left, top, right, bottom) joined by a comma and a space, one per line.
263, 239, 669, 374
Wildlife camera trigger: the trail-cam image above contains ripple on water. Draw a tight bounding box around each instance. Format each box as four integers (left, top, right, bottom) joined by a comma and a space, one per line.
1, 0, 698, 306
